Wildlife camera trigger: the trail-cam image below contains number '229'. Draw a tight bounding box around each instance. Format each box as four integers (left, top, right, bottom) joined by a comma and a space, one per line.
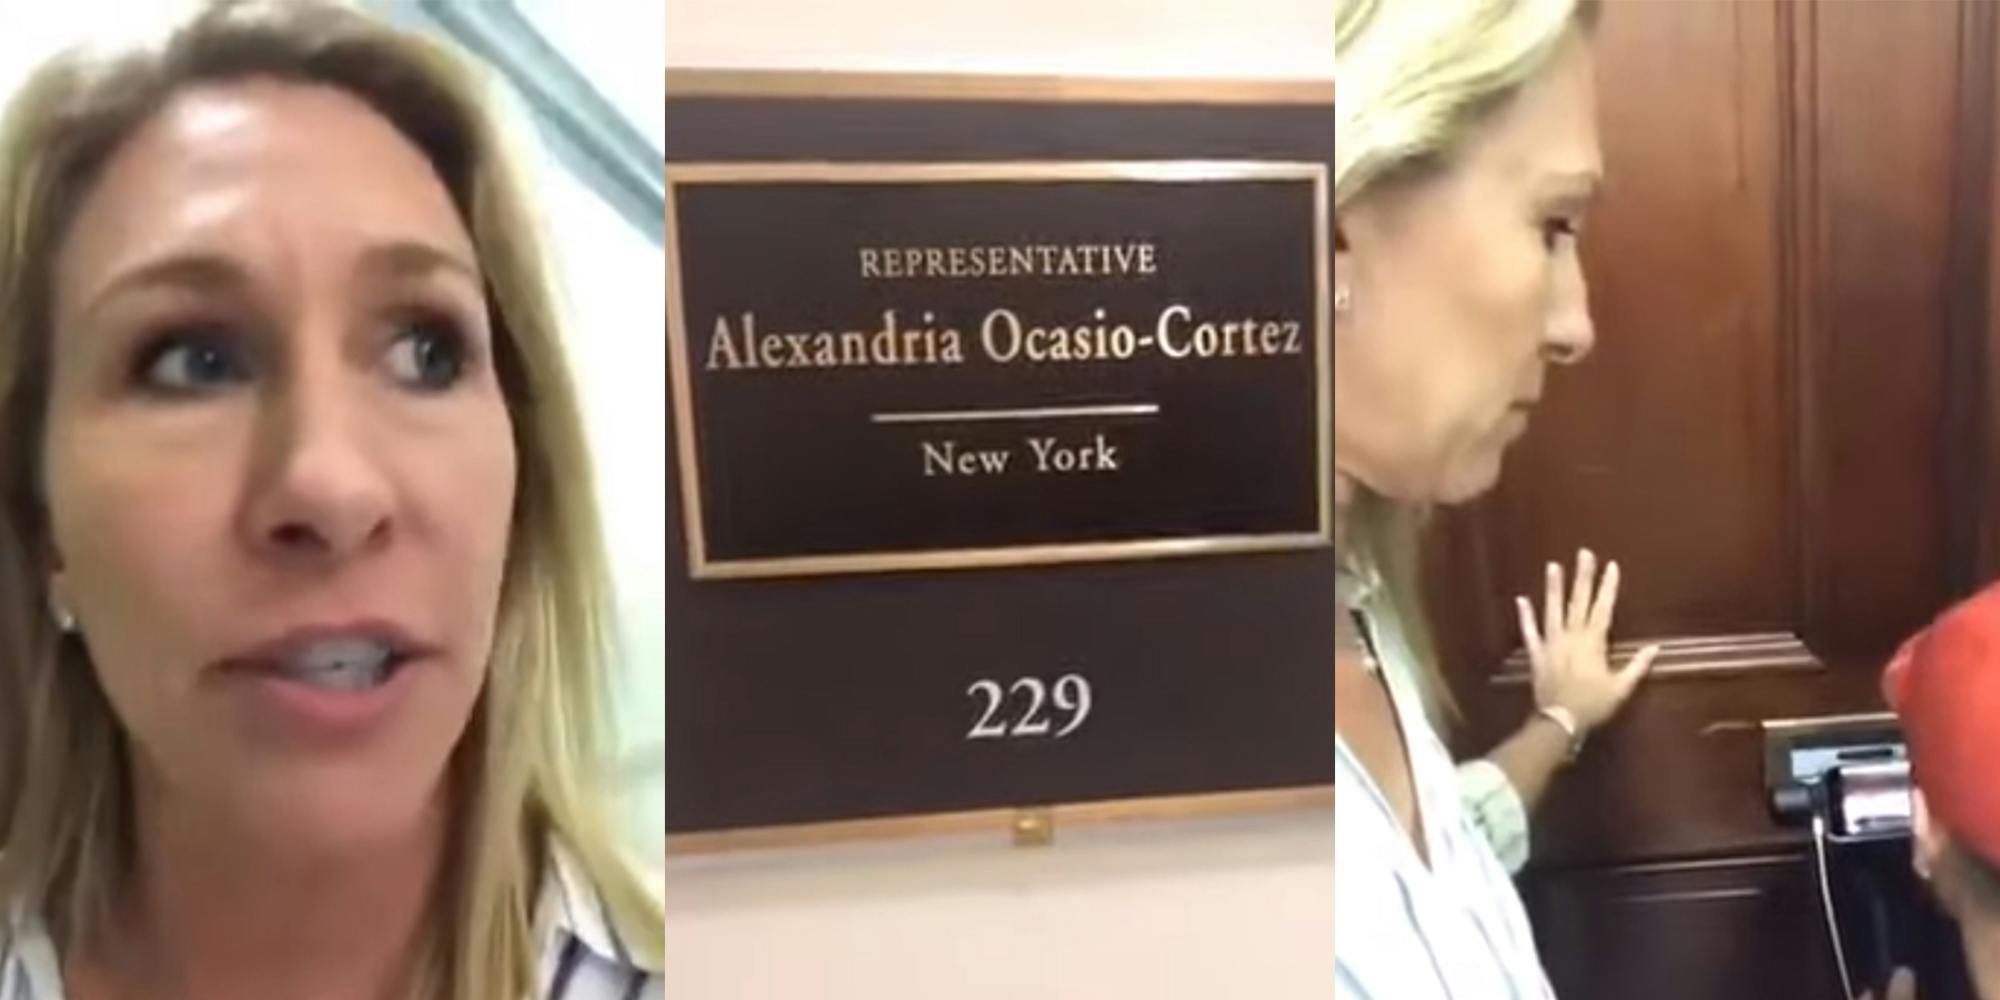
966, 673, 1092, 740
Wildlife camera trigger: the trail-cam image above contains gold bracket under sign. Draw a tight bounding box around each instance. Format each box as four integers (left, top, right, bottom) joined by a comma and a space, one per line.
1011, 806, 1056, 848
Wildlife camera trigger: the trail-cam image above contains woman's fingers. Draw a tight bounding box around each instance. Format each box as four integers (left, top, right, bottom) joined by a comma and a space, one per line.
1545, 560, 1565, 643
1516, 596, 1547, 666
1568, 548, 1596, 630
1620, 643, 1663, 697
1589, 559, 1622, 632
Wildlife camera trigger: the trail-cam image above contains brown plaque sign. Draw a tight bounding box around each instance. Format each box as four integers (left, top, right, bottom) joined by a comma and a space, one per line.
667, 162, 1330, 578
665, 73, 1337, 840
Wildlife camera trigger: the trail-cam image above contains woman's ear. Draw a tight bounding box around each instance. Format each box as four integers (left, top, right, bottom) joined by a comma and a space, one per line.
47, 573, 75, 632
46, 539, 77, 632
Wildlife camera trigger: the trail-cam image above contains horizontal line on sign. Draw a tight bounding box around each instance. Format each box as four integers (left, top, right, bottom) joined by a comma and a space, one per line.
870, 403, 1161, 425
668, 161, 1322, 186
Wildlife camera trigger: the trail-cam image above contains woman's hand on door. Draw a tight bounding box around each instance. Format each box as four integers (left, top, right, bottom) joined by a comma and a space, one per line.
1514, 548, 1662, 734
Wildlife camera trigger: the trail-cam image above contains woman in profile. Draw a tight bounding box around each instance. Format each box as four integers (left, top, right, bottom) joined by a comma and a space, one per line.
1336, 0, 1659, 996
0, 2, 661, 997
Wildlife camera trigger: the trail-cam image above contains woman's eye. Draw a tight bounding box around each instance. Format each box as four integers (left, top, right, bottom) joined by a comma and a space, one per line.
134, 330, 250, 395
1541, 217, 1581, 250
385, 313, 469, 391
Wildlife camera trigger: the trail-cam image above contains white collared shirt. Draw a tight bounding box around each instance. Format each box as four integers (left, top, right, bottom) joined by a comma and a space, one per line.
0, 845, 661, 999
1336, 563, 1555, 1000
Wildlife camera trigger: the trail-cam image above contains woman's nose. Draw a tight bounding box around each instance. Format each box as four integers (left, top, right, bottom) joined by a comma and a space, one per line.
1544, 266, 1597, 366
240, 366, 394, 565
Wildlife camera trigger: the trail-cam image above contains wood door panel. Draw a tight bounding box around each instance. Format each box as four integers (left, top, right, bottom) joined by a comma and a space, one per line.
1413, 0, 1999, 992
1526, 855, 1842, 1000
1429, 0, 1970, 696
1799, 0, 1959, 653
1488, 0, 1790, 641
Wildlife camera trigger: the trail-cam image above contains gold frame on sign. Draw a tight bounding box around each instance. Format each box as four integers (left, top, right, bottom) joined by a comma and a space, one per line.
665, 160, 1334, 580
663, 73, 1336, 851
664, 68, 1336, 105
665, 785, 1335, 855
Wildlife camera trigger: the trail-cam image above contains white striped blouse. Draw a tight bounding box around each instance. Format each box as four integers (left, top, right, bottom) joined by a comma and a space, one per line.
0, 845, 662, 999
1336, 562, 1555, 1000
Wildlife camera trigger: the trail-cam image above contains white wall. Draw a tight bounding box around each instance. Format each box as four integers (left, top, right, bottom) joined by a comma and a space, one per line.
665, 3, 1333, 998
666, 0, 1336, 79
527, 110, 668, 888
478, 6, 669, 889
670, 811, 1335, 1000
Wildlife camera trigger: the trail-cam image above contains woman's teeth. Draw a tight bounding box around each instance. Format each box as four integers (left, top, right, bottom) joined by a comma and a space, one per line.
274, 638, 395, 692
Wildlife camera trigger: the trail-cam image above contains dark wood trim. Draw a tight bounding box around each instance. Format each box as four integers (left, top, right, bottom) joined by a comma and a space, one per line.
1990, 161, 2000, 582
1779, 0, 1828, 649
1493, 632, 1820, 684
1788, 0, 1957, 655
1942, 0, 1998, 599
1984, 4, 2000, 585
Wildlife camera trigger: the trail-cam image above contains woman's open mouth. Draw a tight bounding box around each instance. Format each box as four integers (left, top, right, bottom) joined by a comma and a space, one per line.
215, 622, 439, 739
263, 636, 411, 692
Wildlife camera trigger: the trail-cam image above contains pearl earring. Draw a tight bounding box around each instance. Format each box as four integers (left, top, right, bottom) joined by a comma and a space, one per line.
1335, 284, 1352, 313
50, 600, 76, 634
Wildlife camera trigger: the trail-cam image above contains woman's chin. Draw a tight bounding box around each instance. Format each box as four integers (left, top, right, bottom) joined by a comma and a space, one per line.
224, 764, 446, 857
1338, 437, 1511, 506
1434, 451, 1507, 505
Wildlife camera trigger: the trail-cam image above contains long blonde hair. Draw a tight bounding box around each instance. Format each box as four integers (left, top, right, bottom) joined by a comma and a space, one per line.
1334, 0, 1597, 717
0, 1, 662, 994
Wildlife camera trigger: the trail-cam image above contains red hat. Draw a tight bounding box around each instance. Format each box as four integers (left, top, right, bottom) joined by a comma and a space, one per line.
1883, 582, 2000, 869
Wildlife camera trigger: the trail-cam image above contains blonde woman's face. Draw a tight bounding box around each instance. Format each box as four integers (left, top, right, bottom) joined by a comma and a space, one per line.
1334, 31, 1603, 504
41, 80, 517, 854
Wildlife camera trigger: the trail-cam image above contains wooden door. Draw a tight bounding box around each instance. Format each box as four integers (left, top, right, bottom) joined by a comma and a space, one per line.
1410, 2, 2000, 992
1427, 0, 1987, 696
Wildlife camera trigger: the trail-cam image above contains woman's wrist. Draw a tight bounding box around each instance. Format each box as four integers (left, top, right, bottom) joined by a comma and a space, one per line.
1533, 704, 1587, 761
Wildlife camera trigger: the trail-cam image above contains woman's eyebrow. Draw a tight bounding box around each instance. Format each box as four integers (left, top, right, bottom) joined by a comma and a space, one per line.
79, 252, 246, 325
1539, 169, 1604, 209
355, 239, 482, 287
78, 239, 483, 325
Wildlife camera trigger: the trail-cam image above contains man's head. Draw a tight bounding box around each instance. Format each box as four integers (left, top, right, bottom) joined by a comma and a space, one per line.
1913, 788, 2000, 924
1885, 583, 2000, 928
